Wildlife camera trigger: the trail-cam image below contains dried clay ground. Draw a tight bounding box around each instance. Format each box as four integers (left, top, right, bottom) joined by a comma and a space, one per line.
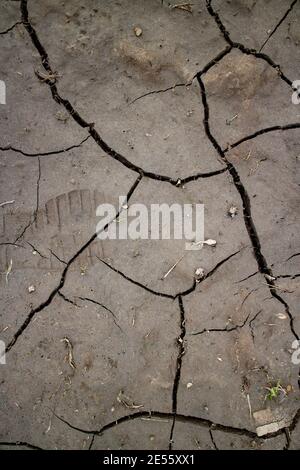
0, 0, 300, 450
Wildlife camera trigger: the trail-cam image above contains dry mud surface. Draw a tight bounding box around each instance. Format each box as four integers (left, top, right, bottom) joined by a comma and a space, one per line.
0, 0, 299, 450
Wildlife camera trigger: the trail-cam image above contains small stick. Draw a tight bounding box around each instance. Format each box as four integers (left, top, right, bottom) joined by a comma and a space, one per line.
246, 394, 252, 419
161, 253, 186, 280
0, 200, 15, 208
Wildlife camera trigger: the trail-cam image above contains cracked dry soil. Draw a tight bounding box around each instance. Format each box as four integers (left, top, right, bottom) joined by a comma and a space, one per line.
0, 0, 299, 451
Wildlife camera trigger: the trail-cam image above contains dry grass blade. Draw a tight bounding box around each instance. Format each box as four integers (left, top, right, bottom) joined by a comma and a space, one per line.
171, 3, 193, 13
0, 200, 15, 208
117, 391, 143, 410
61, 337, 76, 370
5, 259, 13, 284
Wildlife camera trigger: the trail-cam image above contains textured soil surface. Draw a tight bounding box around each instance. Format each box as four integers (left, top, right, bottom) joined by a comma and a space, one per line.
0, 0, 300, 450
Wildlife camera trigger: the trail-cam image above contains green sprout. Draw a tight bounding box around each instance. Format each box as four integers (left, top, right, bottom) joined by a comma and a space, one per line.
265, 381, 286, 401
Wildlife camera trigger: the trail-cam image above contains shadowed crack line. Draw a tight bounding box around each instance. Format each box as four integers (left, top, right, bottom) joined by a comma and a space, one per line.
0, 242, 25, 248
269, 287, 299, 341
179, 249, 241, 297
12, 0, 299, 448
98, 250, 241, 301
169, 295, 186, 450
259, 0, 299, 52
206, 0, 294, 88
283, 428, 291, 451
88, 434, 95, 451
77, 296, 123, 332
0, 441, 42, 450
26, 241, 48, 259
19, 0, 228, 187
286, 252, 300, 261
54, 409, 288, 441
288, 407, 300, 442
198, 76, 272, 275
130, 45, 233, 105
224, 123, 300, 153
197, 75, 299, 345
0, 135, 91, 157
190, 312, 252, 336
3, 174, 142, 355
0, 21, 23, 35
283, 408, 300, 449
209, 429, 218, 450
97, 257, 176, 300
58, 291, 81, 307
179, 167, 228, 184
240, 287, 260, 309
130, 83, 188, 105
235, 271, 259, 283
14, 156, 41, 243
49, 249, 67, 265
197, 45, 233, 77
249, 309, 264, 343
276, 273, 300, 280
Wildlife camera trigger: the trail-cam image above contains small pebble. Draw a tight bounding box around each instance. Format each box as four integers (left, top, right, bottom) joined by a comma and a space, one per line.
194, 267, 205, 281
133, 26, 142, 37
228, 206, 238, 218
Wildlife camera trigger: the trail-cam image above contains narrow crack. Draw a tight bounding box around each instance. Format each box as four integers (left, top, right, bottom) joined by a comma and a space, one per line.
54, 409, 290, 441
58, 290, 81, 307
169, 295, 186, 450
0, 21, 23, 35
130, 44, 232, 105
269, 287, 299, 341
276, 273, 300, 280
6, 0, 299, 449
206, 0, 294, 88
14, 156, 41, 243
196, 80, 259, 263
0, 242, 25, 248
88, 434, 95, 451
287, 407, 300, 444
97, 250, 241, 302
286, 252, 300, 261
49, 248, 67, 265
235, 271, 259, 283
0, 440, 42, 450
259, 0, 299, 52
224, 123, 300, 153
0, 135, 91, 158
197, 45, 233, 77
190, 312, 252, 336
283, 427, 291, 450
179, 249, 241, 297
18, 0, 227, 188
209, 428, 218, 450
249, 309, 263, 343
130, 83, 188, 105
97, 257, 176, 300
177, 167, 228, 185
197, 75, 299, 345
76, 296, 123, 332
26, 241, 48, 259
2, 174, 142, 355
197, 76, 272, 275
